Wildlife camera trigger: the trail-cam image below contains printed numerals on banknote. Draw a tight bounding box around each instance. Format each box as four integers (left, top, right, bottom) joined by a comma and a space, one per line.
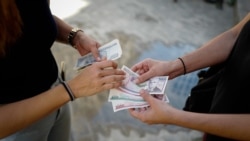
109, 65, 169, 112
74, 39, 122, 70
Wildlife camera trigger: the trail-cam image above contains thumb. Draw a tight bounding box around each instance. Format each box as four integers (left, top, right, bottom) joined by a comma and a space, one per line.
140, 89, 153, 104
135, 72, 153, 84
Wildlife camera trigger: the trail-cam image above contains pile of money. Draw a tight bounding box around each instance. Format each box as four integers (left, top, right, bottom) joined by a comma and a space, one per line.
109, 65, 169, 112
74, 39, 122, 70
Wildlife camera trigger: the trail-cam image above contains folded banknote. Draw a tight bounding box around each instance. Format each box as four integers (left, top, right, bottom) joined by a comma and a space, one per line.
74, 39, 122, 70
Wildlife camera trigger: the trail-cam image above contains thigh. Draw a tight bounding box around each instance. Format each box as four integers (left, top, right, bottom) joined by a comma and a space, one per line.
48, 103, 71, 141
0, 109, 58, 141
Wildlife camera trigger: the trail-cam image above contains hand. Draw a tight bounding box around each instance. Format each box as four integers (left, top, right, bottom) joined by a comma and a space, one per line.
129, 90, 175, 125
69, 60, 125, 98
131, 58, 169, 84
74, 32, 101, 61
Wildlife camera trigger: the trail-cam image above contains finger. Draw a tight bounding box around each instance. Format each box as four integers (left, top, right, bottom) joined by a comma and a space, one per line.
137, 69, 146, 75
132, 59, 151, 73
102, 81, 123, 90
96, 42, 101, 48
140, 89, 154, 104
128, 108, 139, 118
137, 108, 143, 112
128, 108, 135, 113
131, 63, 142, 72
99, 69, 125, 81
91, 42, 101, 61
101, 74, 125, 86
142, 107, 148, 111
98, 68, 125, 77
135, 72, 153, 84
96, 60, 118, 69
101, 56, 107, 61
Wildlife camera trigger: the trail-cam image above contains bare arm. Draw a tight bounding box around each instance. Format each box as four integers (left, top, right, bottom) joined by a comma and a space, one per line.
129, 91, 250, 141
132, 13, 250, 82
52, 15, 73, 44
172, 110, 250, 140
132, 27, 239, 82
0, 60, 125, 139
49, 0, 101, 58
53, 15, 101, 59
0, 85, 70, 138
179, 13, 250, 75
48, 0, 72, 44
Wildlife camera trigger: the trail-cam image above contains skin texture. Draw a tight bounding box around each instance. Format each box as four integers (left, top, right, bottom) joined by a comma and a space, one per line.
129, 13, 250, 141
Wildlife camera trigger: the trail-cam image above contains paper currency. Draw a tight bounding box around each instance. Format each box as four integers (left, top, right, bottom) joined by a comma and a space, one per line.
119, 65, 168, 95
109, 65, 169, 112
74, 39, 122, 70
111, 93, 169, 112
108, 88, 145, 102
118, 65, 144, 96
111, 101, 149, 112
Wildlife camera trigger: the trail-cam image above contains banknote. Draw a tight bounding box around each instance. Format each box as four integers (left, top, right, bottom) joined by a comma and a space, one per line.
111, 93, 169, 112
119, 65, 169, 96
74, 39, 122, 70
118, 65, 145, 96
111, 100, 149, 112
109, 88, 169, 104
108, 65, 169, 112
108, 88, 145, 102
143, 76, 169, 94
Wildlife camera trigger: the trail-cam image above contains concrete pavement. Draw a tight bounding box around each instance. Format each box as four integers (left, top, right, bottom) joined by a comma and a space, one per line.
50, 0, 243, 140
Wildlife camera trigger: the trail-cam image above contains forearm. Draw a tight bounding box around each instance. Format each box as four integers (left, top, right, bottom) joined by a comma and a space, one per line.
53, 15, 87, 49
166, 27, 237, 79
175, 13, 250, 76
183, 29, 236, 73
53, 15, 73, 44
165, 31, 234, 79
171, 110, 250, 140
0, 84, 70, 139
49, 0, 74, 45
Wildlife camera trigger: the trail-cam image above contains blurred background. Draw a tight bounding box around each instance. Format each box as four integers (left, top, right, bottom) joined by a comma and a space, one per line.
49, 0, 246, 141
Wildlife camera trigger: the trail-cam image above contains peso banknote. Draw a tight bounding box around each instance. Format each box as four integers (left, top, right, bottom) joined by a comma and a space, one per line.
74, 39, 122, 70
118, 65, 145, 96
111, 93, 169, 112
111, 100, 149, 112
108, 88, 145, 103
119, 65, 169, 96
108, 65, 169, 112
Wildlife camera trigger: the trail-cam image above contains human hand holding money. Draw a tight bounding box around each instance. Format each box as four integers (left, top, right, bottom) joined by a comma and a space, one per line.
74, 39, 169, 112
109, 65, 169, 112
74, 39, 122, 70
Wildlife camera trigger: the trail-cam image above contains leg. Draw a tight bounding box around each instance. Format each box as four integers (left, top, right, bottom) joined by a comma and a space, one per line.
47, 103, 71, 141
0, 108, 59, 141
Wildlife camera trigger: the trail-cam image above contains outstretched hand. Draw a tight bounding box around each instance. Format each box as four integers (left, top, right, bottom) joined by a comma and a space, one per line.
131, 58, 169, 84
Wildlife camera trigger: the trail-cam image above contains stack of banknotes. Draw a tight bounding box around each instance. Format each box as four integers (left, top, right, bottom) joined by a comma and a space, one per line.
73, 39, 169, 112
109, 65, 169, 112
74, 39, 122, 70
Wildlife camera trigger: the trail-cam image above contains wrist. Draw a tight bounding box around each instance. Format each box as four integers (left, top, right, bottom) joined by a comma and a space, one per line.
67, 27, 84, 48
178, 57, 186, 75
168, 59, 186, 79
58, 76, 75, 101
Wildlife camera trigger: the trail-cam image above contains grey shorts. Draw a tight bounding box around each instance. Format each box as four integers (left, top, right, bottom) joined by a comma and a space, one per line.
0, 103, 72, 141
